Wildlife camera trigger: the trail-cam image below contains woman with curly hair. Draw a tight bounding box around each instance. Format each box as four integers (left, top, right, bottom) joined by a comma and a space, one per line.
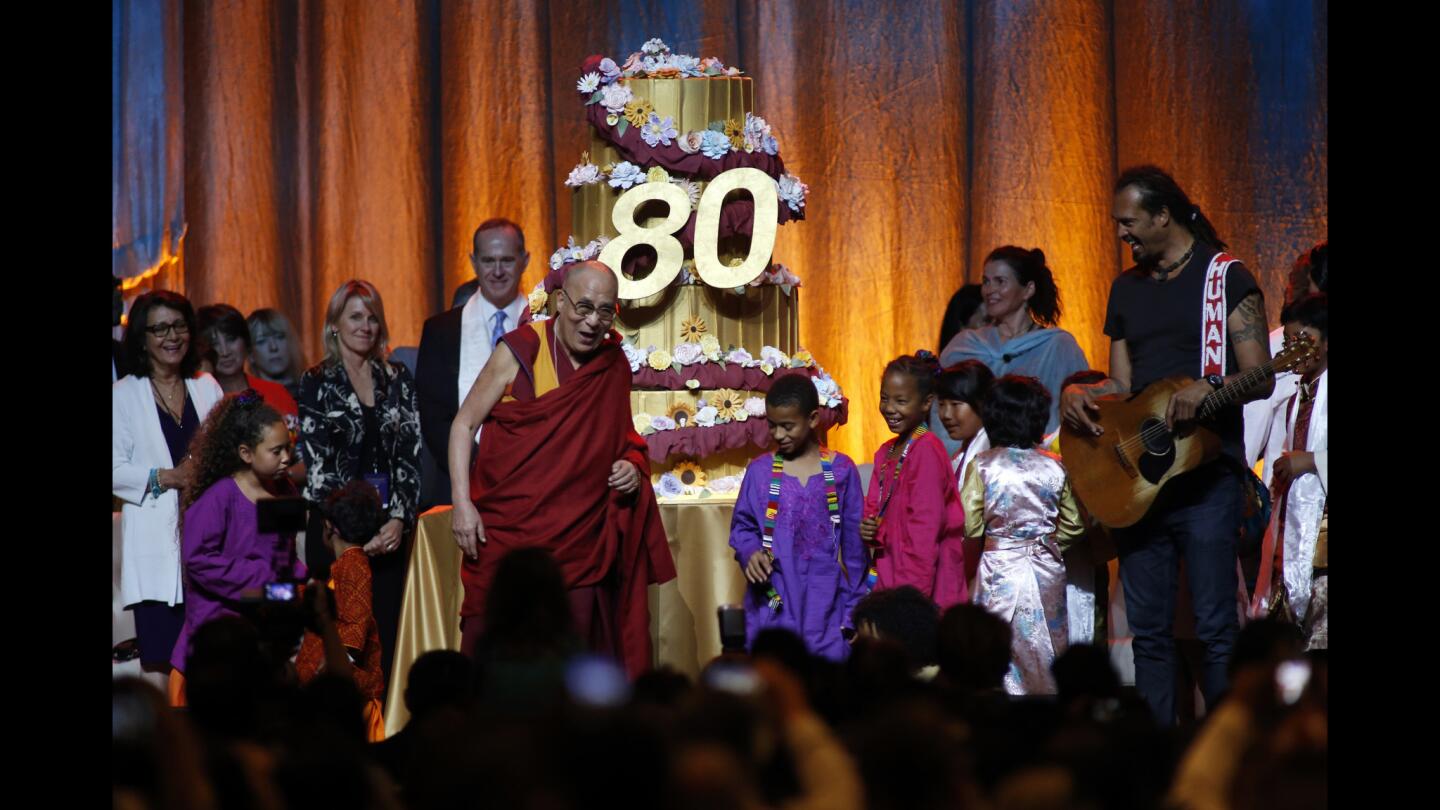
167, 391, 306, 705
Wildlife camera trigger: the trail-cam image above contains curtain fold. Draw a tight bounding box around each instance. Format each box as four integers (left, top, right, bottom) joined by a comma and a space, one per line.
159, 0, 1326, 460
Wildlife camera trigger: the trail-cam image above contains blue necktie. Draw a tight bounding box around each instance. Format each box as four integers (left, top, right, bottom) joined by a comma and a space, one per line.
490, 310, 507, 347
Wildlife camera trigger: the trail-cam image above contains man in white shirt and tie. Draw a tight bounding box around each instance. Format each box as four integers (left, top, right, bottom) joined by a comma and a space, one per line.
416, 218, 531, 506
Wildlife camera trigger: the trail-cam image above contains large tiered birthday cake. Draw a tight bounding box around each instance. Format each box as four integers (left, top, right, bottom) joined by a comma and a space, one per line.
528, 39, 847, 501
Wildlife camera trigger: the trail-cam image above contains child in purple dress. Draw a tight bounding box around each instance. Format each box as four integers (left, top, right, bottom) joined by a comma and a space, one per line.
729, 373, 866, 660
168, 391, 305, 703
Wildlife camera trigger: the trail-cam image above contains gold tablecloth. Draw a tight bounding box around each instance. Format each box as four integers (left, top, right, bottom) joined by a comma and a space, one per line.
383, 499, 746, 737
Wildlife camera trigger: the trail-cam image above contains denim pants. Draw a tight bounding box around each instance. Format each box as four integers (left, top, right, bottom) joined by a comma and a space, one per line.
1116, 462, 1241, 726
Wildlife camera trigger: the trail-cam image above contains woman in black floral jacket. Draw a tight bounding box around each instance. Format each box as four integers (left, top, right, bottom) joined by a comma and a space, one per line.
298, 280, 421, 683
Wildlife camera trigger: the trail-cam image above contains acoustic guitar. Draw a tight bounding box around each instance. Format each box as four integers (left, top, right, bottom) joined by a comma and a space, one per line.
1060, 336, 1317, 528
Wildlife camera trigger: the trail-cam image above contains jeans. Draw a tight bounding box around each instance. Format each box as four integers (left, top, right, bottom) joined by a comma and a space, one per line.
1116, 462, 1242, 726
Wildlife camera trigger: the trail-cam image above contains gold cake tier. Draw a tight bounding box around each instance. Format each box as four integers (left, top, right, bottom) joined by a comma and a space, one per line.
618, 283, 799, 358
650, 446, 756, 502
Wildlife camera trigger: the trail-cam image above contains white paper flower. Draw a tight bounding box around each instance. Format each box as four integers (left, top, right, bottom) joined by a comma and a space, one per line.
760, 345, 789, 368
651, 415, 677, 431
642, 38, 669, 56
671, 177, 702, 207
600, 83, 634, 114
577, 72, 601, 94
673, 342, 703, 365
622, 340, 647, 373
726, 347, 754, 367
564, 162, 603, 188
708, 475, 741, 494
699, 334, 722, 360
813, 373, 843, 408
657, 473, 685, 498
733, 408, 749, 422
743, 397, 767, 417
695, 405, 719, 427
776, 173, 809, 213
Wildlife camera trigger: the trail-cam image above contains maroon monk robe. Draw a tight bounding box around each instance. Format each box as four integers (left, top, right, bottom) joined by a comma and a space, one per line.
460, 320, 676, 676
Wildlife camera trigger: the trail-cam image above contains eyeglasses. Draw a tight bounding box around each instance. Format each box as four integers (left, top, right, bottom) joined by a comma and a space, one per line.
559, 291, 618, 325
145, 321, 190, 338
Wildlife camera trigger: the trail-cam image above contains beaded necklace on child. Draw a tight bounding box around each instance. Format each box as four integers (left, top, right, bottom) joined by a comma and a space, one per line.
866, 424, 929, 591
761, 448, 841, 612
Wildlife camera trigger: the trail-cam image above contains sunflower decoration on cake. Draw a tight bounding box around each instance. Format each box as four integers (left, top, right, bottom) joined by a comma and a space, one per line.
710, 388, 745, 420
624, 98, 655, 128
667, 400, 698, 428
680, 315, 708, 343
724, 118, 746, 150
671, 459, 708, 489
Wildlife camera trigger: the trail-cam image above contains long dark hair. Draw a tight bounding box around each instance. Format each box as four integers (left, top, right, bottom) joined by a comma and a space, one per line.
1115, 165, 1228, 251
124, 291, 202, 379
181, 391, 284, 522
937, 284, 984, 351
984, 246, 1062, 327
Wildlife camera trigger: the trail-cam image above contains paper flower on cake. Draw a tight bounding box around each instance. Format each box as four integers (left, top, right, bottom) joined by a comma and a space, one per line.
622, 52, 644, 74
623, 98, 654, 128
641, 112, 679, 147
760, 346, 790, 369
642, 38, 670, 56
657, 472, 684, 498
708, 475, 741, 494
699, 130, 731, 159
577, 72, 601, 95
667, 401, 698, 428
564, 161, 603, 188
813, 372, 843, 408
608, 162, 645, 189
694, 405, 719, 427
672, 341, 704, 365
676, 55, 704, 77
528, 284, 549, 315
680, 316, 708, 343
621, 340, 647, 372
723, 119, 746, 150
600, 82, 634, 115
671, 460, 708, 490
700, 57, 727, 75
651, 415, 677, 431
777, 173, 809, 213
710, 389, 745, 421
647, 347, 673, 371
743, 113, 779, 156
699, 334, 722, 360
726, 347, 755, 367
676, 131, 704, 154
646, 166, 671, 184
672, 177, 701, 206
633, 414, 654, 435
598, 58, 621, 84
744, 397, 768, 418
790, 349, 815, 368
685, 378, 701, 390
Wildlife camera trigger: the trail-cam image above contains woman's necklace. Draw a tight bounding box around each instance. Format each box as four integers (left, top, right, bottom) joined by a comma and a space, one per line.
150, 377, 186, 427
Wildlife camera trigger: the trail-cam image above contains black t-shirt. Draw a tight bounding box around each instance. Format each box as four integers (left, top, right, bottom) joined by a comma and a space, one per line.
1103, 243, 1261, 463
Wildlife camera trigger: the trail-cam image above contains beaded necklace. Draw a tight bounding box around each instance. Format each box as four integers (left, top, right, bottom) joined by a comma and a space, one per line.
760, 448, 840, 613
865, 424, 929, 591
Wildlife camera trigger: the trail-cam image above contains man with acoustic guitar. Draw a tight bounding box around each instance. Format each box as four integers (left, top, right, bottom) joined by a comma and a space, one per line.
1060, 166, 1273, 727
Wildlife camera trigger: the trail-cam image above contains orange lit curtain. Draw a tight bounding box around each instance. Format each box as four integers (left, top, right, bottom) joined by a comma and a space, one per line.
170, 0, 1327, 462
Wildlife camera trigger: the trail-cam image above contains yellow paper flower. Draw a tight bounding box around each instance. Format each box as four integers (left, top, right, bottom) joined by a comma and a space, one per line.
624, 98, 655, 128
633, 414, 654, 434
680, 315, 708, 343
668, 401, 698, 428
791, 349, 814, 367
710, 388, 745, 420
646, 166, 671, 184
699, 334, 722, 358
528, 287, 548, 315
724, 119, 745, 150
648, 348, 673, 371
671, 460, 708, 488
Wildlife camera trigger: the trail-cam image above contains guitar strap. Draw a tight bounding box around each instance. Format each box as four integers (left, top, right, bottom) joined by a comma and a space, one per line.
1200, 252, 1238, 377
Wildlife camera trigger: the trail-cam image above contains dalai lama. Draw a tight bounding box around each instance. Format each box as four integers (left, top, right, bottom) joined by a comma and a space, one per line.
447, 261, 675, 676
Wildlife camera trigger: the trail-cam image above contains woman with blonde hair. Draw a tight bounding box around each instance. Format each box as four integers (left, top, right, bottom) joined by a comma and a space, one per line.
246, 307, 307, 401
297, 280, 421, 685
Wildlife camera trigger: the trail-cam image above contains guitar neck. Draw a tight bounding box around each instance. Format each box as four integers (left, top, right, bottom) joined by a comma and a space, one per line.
1199, 362, 1273, 417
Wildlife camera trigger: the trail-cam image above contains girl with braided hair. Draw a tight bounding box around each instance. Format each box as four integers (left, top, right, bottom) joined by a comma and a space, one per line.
167, 390, 306, 704
860, 352, 968, 608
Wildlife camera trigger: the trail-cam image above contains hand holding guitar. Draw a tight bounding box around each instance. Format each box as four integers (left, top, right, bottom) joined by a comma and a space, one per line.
1062, 382, 1110, 436
1164, 379, 1215, 429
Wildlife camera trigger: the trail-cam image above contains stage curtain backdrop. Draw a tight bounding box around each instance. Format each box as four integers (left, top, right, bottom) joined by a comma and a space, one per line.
166, 0, 1326, 462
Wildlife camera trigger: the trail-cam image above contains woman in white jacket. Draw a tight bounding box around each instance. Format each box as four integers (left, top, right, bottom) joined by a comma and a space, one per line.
112, 291, 224, 673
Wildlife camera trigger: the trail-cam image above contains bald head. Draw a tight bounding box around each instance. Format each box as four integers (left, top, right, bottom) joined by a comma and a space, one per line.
555, 261, 619, 359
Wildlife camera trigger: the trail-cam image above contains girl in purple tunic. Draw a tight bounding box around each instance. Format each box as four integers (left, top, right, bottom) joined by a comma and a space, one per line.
168, 391, 306, 701
729, 373, 866, 660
